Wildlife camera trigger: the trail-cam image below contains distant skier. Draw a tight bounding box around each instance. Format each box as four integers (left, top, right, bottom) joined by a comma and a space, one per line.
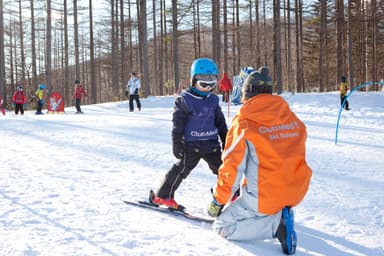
219, 72, 232, 103
12, 85, 27, 115
73, 80, 88, 114
35, 84, 46, 115
231, 66, 255, 105
339, 75, 350, 110
207, 68, 312, 255
0, 95, 6, 115
126, 72, 142, 112
150, 58, 228, 209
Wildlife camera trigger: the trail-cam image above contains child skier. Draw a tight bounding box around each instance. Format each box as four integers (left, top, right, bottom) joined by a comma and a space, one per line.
219, 72, 232, 102
126, 72, 142, 112
35, 84, 46, 115
12, 85, 27, 115
73, 80, 88, 113
207, 68, 312, 255
339, 75, 350, 110
150, 58, 228, 209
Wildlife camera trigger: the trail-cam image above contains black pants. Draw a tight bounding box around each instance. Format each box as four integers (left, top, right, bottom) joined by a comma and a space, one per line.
156, 145, 222, 199
75, 99, 82, 112
340, 95, 349, 110
129, 94, 141, 111
222, 91, 230, 102
15, 104, 24, 115
36, 100, 43, 114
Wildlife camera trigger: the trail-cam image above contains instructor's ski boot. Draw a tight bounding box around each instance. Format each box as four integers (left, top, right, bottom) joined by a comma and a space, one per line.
275, 206, 297, 255
149, 190, 185, 211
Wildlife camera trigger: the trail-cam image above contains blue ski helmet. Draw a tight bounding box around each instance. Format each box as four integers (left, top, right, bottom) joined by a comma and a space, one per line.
39, 83, 46, 89
190, 58, 219, 79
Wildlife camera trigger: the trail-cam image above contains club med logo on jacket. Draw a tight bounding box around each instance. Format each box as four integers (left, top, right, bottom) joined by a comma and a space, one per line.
190, 129, 218, 137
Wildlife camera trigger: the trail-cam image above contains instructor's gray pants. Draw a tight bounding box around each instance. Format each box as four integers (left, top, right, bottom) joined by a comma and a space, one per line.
213, 197, 282, 241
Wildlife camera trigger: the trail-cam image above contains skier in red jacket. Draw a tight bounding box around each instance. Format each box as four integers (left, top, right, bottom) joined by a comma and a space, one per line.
12, 85, 27, 115
219, 72, 232, 103
73, 80, 88, 113
0, 95, 5, 115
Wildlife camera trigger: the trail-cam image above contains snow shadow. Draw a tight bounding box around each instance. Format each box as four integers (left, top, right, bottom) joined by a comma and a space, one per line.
231, 224, 383, 255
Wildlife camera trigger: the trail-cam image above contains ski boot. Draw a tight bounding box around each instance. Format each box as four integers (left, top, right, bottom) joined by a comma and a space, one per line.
149, 190, 185, 211
275, 206, 297, 255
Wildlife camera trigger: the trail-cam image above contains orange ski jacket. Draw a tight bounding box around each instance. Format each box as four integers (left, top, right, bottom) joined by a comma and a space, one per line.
214, 94, 312, 215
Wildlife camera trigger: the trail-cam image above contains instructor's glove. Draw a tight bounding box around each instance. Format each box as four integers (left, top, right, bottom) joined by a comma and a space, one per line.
172, 136, 184, 159
207, 198, 224, 217
134, 88, 139, 94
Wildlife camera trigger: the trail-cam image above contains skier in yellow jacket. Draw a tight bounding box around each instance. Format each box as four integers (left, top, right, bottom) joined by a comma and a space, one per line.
339, 76, 350, 110
35, 84, 46, 115
207, 67, 312, 255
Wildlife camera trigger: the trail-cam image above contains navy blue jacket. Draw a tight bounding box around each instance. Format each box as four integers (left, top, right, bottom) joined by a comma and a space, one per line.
172, 88, 227, 152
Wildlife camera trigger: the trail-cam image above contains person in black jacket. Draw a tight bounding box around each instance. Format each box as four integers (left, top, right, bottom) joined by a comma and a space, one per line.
150, 58, 228, 209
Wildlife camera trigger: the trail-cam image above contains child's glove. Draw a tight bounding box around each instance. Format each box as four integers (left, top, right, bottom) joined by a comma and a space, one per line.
207, 197, 224, 217
172, 137, 184, 159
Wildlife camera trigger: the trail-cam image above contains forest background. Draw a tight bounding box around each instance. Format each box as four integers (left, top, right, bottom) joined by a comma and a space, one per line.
0, 0, 383, 108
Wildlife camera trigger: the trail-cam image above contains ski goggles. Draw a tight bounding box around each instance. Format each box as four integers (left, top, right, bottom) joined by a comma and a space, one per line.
196, 80, 217, 90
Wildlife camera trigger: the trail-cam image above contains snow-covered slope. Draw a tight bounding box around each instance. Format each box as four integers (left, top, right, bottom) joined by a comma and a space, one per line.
1, 92, 383, 255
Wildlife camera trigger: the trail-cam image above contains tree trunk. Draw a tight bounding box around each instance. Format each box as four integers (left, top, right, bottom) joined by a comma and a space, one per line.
248, 0, 253, 65
286, 0, 292, 92
18, 0, 25, 82
212, 0, 220, 67
255, 0, 261, 68
30, 0, 37, 89
120, 0, 126, 94
46, 0, 52, 94
0, 0, 5, 102
223, 0, 228, 73
172, 0, 179, 93
371, 0, 377, 89
159, 0, 164, 95
347, 0, 354, 89
140, 0, 150, 96
73, 0, 80, 80
89, 0, 96, 104
236, 0, 241, 69
336, 0, 345, 81
273, 0, 283, 94
152, 0, 158, 95
64, 0, 70, 103
111, 0, 119, 98
263, 0, 268, 66
295, 0, 302, 92
319, 0, 326, 92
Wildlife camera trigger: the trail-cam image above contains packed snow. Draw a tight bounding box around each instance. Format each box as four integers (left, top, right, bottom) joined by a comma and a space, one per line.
1, 91, 383, 256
